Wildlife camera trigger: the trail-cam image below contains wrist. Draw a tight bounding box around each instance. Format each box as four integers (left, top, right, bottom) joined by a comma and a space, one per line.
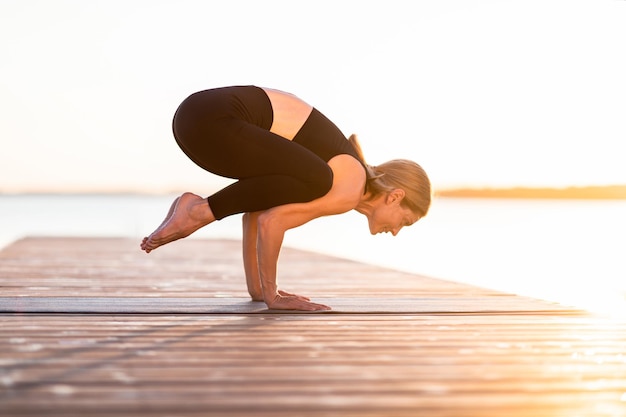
262, 288, 279, 304
263, 293, 278, 304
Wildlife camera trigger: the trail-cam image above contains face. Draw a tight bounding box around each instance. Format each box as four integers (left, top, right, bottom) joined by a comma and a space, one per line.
366, 190, 420, 236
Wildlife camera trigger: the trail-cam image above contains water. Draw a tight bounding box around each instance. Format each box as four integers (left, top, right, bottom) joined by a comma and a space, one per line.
1, 194, 625, 316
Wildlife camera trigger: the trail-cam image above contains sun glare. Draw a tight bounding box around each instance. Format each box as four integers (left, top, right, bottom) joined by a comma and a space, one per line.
572, 293, 626, 319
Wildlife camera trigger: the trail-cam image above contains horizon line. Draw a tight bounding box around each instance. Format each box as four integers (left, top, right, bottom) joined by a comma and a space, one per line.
2, 184, 626, 199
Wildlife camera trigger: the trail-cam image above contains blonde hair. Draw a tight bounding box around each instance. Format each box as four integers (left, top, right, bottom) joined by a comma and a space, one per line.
349, 134, 432, 218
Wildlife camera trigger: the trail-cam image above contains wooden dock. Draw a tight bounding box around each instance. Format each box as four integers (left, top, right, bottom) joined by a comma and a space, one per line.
1, 237, 625, 416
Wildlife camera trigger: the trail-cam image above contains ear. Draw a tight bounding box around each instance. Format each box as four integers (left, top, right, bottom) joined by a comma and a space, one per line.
386, 188, 406, 205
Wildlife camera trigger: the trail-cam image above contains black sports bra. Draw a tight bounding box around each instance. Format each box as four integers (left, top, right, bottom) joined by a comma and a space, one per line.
293, 108, 363, 164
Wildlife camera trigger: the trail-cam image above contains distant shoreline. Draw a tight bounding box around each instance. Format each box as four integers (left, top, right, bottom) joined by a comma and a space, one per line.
2, 185, 626, 200
436, 185, 626, 200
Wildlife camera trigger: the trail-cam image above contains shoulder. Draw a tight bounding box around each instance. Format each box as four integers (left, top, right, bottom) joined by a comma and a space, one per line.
323, 155, 366, 213
328, 154, 366, 178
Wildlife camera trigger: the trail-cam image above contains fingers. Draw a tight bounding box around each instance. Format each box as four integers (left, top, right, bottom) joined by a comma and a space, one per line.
267, 294, 331, 311
308, 302, 332, 311
278, 290, 311, 301
292, 299, 331, 311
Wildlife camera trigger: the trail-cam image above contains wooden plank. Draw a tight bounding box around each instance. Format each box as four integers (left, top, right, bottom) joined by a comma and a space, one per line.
2, 314, 626, 416
0, 237, 577, 313
0, 296, 576, 314
1, 237, 625, 417
0, 236, 521, 299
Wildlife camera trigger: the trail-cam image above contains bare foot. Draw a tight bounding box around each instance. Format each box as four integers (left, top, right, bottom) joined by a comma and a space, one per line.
140, 196, 180, 249
140, 192, 215, 253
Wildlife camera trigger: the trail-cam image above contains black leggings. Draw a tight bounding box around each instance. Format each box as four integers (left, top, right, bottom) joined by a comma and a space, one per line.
172, 86, 333, 220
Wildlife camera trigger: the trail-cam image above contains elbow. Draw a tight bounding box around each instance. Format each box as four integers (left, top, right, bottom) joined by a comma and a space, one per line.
256, 210, 290, 252
309, 165, 334, 200
256, 210, 281, 239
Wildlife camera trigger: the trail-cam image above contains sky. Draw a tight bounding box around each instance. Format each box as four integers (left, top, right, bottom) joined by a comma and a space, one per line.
1, 0, 625, 193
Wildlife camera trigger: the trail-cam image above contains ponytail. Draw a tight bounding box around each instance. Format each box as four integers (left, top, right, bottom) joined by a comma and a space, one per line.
348, 134, 432, 218
348, 134, 382, 181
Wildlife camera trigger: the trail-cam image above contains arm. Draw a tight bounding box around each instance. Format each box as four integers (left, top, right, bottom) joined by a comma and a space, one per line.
256, 203, 334, 310
256, 155, 365, 311
243, 211, 314, 303
242, 211, 263, 301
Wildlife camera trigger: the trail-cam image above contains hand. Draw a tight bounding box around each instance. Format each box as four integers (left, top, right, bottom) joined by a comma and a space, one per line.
278, 290, 310, 301
266, 292, 331, 311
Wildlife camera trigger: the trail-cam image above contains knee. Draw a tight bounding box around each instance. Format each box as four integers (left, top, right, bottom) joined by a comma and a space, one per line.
307, 164, 334, 199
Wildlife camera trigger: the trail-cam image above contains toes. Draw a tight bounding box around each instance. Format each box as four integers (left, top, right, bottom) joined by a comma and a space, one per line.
140, 236, 156, 253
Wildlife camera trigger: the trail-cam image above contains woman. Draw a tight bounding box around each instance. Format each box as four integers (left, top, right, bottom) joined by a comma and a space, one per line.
141, 86, 431, 311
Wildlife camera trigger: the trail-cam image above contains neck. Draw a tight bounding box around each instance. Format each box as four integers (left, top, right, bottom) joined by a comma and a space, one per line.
355, 192, 379, 217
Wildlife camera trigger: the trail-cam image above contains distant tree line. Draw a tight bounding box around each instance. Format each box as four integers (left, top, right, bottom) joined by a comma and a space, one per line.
436, 185, 626, 200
